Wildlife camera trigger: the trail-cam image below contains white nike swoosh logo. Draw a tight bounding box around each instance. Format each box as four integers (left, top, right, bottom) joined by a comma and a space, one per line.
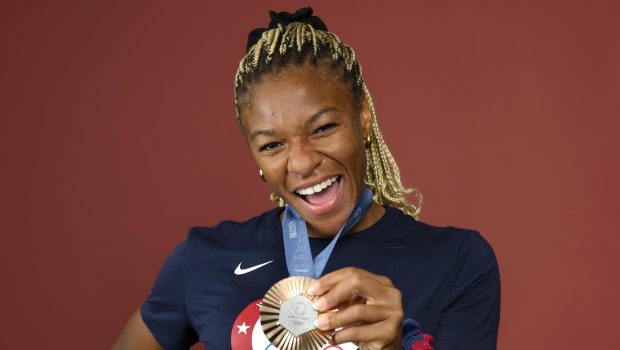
234, 260, 273, 275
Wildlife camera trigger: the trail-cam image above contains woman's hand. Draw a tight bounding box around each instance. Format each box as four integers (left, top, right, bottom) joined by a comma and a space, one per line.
307, 267, 404, 350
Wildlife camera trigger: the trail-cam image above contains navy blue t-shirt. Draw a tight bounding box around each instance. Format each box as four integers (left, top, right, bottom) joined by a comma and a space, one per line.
141, 207, 500, 350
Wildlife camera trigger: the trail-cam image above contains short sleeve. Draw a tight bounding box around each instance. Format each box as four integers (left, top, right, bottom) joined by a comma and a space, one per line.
141, 241, 198, 350
433, 231, 501, 350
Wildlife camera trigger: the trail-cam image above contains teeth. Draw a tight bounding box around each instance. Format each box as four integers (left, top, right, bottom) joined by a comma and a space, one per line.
296, 176, 338, 196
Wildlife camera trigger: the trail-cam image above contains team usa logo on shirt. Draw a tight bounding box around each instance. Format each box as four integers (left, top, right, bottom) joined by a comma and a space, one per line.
230, 299, 358, 350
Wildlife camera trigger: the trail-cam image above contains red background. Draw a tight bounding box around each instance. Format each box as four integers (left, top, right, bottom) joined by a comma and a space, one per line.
1, 0, 618, 349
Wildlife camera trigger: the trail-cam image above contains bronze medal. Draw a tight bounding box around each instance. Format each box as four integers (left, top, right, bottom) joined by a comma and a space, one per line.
260, 276, 333, 350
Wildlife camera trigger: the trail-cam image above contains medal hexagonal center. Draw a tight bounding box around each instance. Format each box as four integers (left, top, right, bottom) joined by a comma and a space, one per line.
279, 295, 317, 336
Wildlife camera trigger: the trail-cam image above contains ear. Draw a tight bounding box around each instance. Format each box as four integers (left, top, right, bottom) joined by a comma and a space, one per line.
359, 97, 372, 140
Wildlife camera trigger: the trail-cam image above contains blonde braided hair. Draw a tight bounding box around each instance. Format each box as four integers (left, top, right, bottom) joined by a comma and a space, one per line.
234, 22, 422, 219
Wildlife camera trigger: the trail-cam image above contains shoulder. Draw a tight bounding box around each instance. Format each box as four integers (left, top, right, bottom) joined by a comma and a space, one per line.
186, 207, 283, 247
386, 207, 490, 247
382, 207, 497, 270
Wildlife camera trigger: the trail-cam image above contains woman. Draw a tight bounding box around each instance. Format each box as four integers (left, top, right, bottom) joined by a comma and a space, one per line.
113, 7, 500, 350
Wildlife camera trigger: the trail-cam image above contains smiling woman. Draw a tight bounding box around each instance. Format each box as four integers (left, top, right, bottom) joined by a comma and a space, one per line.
234, 14, 422, 221
113, 7, 499, 350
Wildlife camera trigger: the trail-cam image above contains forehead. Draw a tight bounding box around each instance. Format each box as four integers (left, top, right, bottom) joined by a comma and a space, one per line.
242, 67, 354, 128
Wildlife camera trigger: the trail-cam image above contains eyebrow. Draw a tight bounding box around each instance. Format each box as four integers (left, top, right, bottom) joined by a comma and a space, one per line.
249, 106, 337, 141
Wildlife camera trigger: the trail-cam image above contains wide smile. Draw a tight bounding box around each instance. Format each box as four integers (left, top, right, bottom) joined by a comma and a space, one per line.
292, 175, 342, 216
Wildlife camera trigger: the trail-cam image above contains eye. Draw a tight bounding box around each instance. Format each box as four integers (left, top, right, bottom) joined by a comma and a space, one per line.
259, 141, 283, 152
313, 123, 338, 134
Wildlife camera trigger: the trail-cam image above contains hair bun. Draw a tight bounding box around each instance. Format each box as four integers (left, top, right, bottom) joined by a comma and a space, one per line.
246, 7, 328, 52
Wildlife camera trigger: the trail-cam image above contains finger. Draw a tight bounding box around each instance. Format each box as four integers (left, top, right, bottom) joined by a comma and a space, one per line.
313, 273, 401, 311
309, 267, 393, 295
331, 319, 401, 347
315, 304, 391, 331
309, 267, 393, 296
336, 295, 365, 312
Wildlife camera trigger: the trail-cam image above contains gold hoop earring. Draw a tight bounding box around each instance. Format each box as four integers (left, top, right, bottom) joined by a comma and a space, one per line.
259, 169, 267, 181
365, 134, 372, 149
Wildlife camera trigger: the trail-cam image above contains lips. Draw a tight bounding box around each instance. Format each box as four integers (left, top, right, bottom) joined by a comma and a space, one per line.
305, 177, 339, 206
294, 176, 342, 216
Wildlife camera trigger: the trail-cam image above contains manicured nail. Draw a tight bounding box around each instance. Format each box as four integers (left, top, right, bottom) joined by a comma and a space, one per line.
314, 315, 329, 330
313, 298, 326, 311
307, 282, 319, 295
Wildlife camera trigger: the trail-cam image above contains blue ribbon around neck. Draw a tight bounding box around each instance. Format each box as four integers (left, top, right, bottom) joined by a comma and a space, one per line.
282, 187, 374, 279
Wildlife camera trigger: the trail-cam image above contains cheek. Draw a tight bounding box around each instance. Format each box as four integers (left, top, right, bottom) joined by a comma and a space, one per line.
323, 133, 365, 169
256, 156, 288, 189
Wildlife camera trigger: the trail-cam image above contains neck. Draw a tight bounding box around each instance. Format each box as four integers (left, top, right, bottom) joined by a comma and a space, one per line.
346, 201, 385, 234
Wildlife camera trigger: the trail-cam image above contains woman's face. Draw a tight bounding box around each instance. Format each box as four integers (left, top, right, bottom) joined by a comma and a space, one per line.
241, 66, 371, 237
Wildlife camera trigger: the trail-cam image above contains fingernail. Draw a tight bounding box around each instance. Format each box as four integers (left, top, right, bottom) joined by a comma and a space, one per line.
314, 315, 329, 330
313, 298, 326, 311
307, 282, 319, 295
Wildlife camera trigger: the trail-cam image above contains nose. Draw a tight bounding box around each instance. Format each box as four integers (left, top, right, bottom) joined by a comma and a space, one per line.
286, 139, 322, 177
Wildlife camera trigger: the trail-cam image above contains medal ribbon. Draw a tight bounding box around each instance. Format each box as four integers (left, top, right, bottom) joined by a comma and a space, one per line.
282, 187, 374, 279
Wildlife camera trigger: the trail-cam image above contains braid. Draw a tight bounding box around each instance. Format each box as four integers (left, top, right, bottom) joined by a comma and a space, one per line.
362, 84, 423, 218
234, 22, 422, 219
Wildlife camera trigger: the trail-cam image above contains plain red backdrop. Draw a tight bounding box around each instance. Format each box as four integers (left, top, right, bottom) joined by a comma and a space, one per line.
1, 0, 618, 349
